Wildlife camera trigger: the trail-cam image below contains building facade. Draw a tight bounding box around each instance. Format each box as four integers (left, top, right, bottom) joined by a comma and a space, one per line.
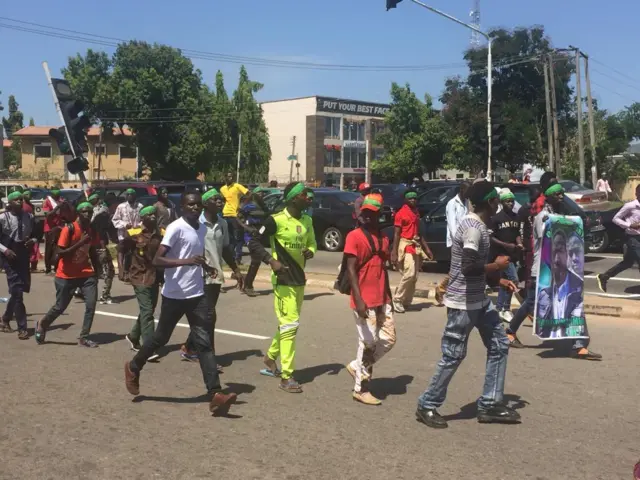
12, 126, 137, 182
261, 96, 390, 188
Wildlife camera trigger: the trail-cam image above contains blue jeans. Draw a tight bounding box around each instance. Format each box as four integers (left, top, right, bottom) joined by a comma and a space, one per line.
496, 262, 518, 311
417, 302, 509, 411
508, 278, 589, 350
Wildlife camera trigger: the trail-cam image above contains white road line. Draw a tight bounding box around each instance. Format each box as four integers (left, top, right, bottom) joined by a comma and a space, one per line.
94, 310, 270, 340
587, 253, 624, 259
585, 291, 640, 299
584, 275, 639, 282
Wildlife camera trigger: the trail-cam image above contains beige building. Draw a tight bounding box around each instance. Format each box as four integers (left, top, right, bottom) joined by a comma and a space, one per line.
261, 96, 390, 188
12, 126, 137, 182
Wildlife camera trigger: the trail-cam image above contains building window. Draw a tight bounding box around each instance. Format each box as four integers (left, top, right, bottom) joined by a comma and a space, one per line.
373, 148, 385, 161
371, 122, 386, 144
119, 145, 136, 160
343, 121, 365, 141
34, 144, 52, 159
324, 149, 341, 167
95, 144, 106, 156
343, 147, 367, 169
456, 173, 464, 179
324, 117, 341, 139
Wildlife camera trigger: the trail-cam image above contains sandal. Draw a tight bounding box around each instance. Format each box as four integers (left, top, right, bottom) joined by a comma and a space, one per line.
260, 368, 281, 378
571, 348, 602, 361
279, 378, 303, 393
0, 322, 13, 333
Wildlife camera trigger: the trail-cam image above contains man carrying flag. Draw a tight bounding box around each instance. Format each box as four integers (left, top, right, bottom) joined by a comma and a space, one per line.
42, 188, 65, 275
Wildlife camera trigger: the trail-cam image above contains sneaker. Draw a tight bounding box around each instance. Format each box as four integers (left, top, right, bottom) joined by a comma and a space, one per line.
346, 362, 356, 380
570, 348, 602, 361
243, 288, 257, 297
393, 301, 405, 313
596, 274, 608, 293
415, 408, 448, 429
209, 392, 237, 415
180, 345, 199, 362
17, 329, 29, 340
148, 353, 160, 362
499, 310, 514, 323
477, 405, 521, 424
353, 391, 382, 405
34, 322, 46, 345
125, 334, 141, 352
506, 332, 525, 348
0, 321, 13, 333
99, 297, 114, 305
78, 338, 99, 348
124, 361, 140, 395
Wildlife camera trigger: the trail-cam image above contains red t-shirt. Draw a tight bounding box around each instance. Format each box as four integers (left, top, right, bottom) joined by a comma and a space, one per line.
43, 197, 63, 232
394, 204, 420, 254
22, 202, 33, 215
343, 228, 390, 310
56, 221, 101, 279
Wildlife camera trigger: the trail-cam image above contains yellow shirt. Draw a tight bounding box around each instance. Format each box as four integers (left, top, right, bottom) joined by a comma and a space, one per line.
220, 183, 249, 217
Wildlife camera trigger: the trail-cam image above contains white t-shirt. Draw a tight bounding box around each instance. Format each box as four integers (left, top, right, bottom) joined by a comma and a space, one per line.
161, 217, 206, 299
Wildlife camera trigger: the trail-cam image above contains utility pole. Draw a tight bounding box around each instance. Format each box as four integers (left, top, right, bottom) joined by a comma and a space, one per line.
548, 52, 562, 178
288, 135, 296, 183
543, 60, 554, 170
235, 133, 242, 184
583, 53, 598, 187
574, 47, 586, 185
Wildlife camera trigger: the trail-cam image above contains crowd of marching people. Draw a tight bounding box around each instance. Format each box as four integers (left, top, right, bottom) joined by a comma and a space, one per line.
0, 171, 603, 420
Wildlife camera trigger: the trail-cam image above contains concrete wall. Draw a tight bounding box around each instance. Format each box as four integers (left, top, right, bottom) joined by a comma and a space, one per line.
615, 175, 640, 201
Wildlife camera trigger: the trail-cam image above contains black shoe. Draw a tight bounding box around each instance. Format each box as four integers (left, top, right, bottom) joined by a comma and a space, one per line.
596, 274, 608, 293
125, 334, 141, 352
477, 405, 521, 424
415, 408, 448, 429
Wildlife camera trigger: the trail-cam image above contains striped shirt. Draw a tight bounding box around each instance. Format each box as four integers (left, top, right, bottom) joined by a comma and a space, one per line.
444, 213, 491, 310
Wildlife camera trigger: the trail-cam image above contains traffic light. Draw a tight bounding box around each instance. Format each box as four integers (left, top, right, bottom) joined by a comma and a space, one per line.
50, 78, 91, 156
386, 0, 403, 10
492, 120, 506, 155
48, 126, 72, 155
66, 156, 89, 175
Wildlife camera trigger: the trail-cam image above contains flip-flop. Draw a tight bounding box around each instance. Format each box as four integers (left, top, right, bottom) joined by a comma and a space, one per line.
259, 368, 281, 378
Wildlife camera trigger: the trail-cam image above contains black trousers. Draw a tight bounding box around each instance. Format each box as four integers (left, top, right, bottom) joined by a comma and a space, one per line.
602, 235, 640, 279
186, 284, 221, 350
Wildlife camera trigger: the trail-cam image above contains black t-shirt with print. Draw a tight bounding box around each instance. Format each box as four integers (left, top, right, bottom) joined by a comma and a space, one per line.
490, 209, 522, 260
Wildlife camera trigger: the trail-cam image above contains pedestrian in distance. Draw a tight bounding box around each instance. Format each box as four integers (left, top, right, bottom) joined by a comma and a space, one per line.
220, 171, 249, 265
154, 187, 177, 230
42, 188, 65, 275
123, 191, 237, 416
238, 186, 270, 297
0, 191, 37, 339
35, 202, 102, 348
344, 193, 396, 405
353, 182, 372, 226
89, 193, 116, 305
416, 180, 520, 429
122, 205, 165, 361
21, 190, 41, 272
390, 189, 433, 313
249, 182, 316, 393
112, 188, 143, 282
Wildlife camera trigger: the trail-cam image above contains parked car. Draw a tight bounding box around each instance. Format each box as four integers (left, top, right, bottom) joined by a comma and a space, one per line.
371, 184, 407, 212
137, 193, 184, 217
559, 180, 609, 208
91, 181, 187, 200
264, 190, 393, 252
416, 185, 459, 217
584, 204, 624, 253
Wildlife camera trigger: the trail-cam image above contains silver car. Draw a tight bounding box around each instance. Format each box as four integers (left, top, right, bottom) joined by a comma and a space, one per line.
560, 180, 609, 210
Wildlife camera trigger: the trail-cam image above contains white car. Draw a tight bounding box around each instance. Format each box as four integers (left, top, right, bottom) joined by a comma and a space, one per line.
560, 180, 608, 209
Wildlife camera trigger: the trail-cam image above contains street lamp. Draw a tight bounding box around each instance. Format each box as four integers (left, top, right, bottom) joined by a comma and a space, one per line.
386, 0, 494, 179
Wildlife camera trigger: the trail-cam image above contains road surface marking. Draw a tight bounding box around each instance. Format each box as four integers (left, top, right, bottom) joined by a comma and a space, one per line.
585, 291, 640, 299
587, 254, 623, 260
95, 310, 270, 340
584, 275, 639, 282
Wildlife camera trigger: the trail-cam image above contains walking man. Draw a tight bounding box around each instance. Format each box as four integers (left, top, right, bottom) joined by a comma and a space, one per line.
123, 206, 164, 360
416, 181, 520, 429
89, 193, 115, 304
180, 188, 244, 362
344, 194, 396, 405
35, 202, 102, 347
22, 190, 41, 272
248, 182, 316, 393
239, 186, 269, 297
435, 182, 470, 305
597, 184, 640, 293
154, 187, 177, 230
353, 183, 371, 226
220, 171, 248, 264
123, 192, 237, 415
42, 188, 65, 275
112, 189, 143, 281
0, 191, 36, 339
390, 189, 433, 313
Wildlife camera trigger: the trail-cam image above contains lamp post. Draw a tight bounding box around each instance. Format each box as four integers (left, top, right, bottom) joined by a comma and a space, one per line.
387, 0, 493, 178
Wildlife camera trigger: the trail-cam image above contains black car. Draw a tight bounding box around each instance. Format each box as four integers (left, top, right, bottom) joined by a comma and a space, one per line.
263, 190, 393, 252
137, 193, 184, 217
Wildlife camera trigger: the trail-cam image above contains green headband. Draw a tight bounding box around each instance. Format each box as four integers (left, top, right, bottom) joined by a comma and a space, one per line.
140, 205, 156, 217
545, 183, 564, 196
51, 189, 60, 196
88, 193, 100, 201
483, 189, 499, 201
500, 192, 515, 201
285, 182, 306, 201
306, 191, 315, 199
7, 191, 22, 202
125, 188, 136, 195
76, 201, 93, 211
22, 190, 31, 198
362, 198, 382, 210
202, 188, 220, 202
405, 192, 418, 199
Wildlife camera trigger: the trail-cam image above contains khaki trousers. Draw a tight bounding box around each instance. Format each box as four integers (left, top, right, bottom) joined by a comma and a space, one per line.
393, 252, 419, 306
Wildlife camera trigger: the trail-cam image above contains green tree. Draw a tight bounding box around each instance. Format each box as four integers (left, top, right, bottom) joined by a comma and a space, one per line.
373, 83, 451, 180
28, 117, 35, 126
1, 95, 25, 167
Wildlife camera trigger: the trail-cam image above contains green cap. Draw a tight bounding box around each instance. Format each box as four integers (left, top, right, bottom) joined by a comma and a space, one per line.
202, 188, 220, 202
125, 188, 136, 195
7, 191, 22, 202
140, 205, 156, 217
76, 201, 93, 211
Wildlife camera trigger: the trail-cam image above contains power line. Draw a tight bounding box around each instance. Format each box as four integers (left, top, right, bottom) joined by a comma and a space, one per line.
590, 81, 638, 104
590, 67, 640, 95
590, 57, 640, 85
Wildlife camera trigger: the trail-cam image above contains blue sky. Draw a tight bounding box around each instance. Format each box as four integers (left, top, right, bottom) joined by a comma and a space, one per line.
2, 0, 639, 125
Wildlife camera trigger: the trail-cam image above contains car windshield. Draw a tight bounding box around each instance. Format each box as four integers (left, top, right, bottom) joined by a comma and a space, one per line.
29, 189, 49, 200
373, 184, 407, 198
560, 180, 586, 192
323, 191, 359, 205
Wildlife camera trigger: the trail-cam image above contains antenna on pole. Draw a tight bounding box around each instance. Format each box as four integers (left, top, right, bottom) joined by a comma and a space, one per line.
469, 0, 481, 48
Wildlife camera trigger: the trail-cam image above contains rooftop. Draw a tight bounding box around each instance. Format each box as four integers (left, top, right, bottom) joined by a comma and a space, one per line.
13, 126, 133, 137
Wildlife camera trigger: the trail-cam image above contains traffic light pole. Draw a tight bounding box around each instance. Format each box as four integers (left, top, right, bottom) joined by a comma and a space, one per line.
42, 61, 89, 195
406, 0, 493, 178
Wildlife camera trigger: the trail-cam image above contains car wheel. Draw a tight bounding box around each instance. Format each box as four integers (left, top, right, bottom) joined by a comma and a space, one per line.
322, 227, 344, 252
588, 231, 608, 254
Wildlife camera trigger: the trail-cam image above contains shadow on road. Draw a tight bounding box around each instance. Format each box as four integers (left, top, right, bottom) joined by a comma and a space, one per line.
444, 393, 529, 422
132, 393, 210, 404
370, 374, 414, 399
406, 303, 433, 312
90, 332, 126, 345
26, 322, 74, 336
217, 349, 263, 367
296, 363, 344, 384
109, 294, 136, 303
304, 292, 334, 301
584, 256, 604, 264
624, 285, 640, 295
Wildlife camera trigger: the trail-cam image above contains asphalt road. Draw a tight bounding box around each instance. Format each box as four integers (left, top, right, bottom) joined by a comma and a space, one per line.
298, 250, 640, 299
1, 275, 639, 479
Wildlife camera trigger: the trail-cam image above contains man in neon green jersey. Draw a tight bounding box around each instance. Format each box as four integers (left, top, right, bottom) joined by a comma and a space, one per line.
249, 182, 316, 393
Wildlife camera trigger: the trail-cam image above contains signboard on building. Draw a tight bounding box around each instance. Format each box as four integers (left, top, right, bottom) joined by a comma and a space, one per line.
343, 140, 366, 149
316, 97, 390, 118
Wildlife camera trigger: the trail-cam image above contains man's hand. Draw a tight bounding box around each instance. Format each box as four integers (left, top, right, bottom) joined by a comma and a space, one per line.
631, 222, 640, 229
494, 255, 510, 271
78, 233, 92, 246
203, 265, 218, 279
25, 238, 36, 248
233, 270, 245, 290
125, 224, 133, 229
187, 255, 207, 266
390, 250, 399, 269
516, 243, 525, 250
355, 297, 368, 319
504, 243, 516, 252
3, 249, 16, 261
499, 278, 518, 292
302, 248, 314, 260
423, 245, 434, 261
269, 259, 288, 274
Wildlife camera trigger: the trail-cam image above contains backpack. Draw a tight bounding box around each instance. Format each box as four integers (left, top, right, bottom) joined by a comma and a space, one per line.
334, 228, 384, 295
